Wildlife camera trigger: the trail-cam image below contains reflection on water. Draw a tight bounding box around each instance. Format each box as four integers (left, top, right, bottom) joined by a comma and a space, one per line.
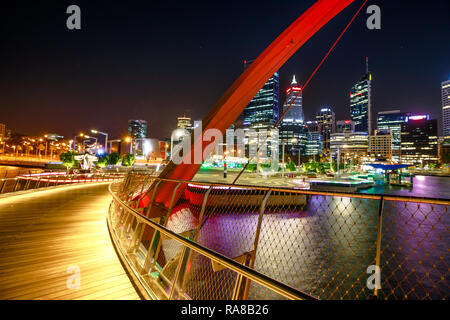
361, 175, 450, 200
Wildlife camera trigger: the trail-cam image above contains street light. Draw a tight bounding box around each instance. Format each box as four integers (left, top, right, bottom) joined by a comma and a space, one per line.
91, 129, 108, 153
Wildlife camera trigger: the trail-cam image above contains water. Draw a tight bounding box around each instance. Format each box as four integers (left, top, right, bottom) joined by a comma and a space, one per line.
360, 175, 450, 200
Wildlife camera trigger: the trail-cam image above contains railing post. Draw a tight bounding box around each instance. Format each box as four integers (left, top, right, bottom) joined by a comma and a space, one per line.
143, 182, 182, 272
241, 189, 272, 300
12, 178, 20, 192
178, 186, 213, 294
374, 196, 384, 298
0, 179, 7, 194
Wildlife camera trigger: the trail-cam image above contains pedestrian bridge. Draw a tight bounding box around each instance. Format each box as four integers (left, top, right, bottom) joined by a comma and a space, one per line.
0, 183, 141, 300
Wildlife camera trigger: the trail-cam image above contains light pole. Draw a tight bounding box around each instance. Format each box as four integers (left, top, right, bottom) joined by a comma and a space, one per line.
108, 139, 121, 153
91, 129, 108, 153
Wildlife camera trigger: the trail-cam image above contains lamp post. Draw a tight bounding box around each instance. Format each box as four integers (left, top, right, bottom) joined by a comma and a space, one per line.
91, 129, 108, 153
108, 139, 121, 153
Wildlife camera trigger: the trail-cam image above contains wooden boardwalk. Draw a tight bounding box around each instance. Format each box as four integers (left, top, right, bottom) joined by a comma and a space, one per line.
0, 183, 141, 300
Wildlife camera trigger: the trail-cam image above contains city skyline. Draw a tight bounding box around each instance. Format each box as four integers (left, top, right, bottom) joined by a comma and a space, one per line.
1, 1, 449, 139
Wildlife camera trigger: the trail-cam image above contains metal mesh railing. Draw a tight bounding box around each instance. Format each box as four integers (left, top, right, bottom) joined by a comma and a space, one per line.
107, 172, 449, 300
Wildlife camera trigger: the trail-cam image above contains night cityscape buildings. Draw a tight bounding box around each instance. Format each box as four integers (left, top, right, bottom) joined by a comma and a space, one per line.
316, 107, 336, 152
377, 110, 411, 161
443, 80, 450, 136
128, 120, 148, 139
400, 115, 439, 164
242, 60, 279, 131
350, 59, 372, 134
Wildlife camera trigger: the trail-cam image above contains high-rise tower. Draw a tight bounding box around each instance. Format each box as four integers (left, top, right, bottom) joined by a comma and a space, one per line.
350, 58, 372, 134
242, 60, 279, 130
442, 80, 450, 136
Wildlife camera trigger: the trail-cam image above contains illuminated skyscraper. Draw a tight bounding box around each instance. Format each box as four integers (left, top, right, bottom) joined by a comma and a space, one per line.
350, 58, 372, 134
242, 60, 279, 130
279, 75, 306, 154
128, 120, 147, 139
377, 110, 410, 161
316, 107, 335, 152
400, 115, 438, 164
442, 80, 450, 136
177, 115, 192, 131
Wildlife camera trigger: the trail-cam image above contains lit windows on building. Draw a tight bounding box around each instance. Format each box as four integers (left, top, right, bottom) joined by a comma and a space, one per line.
350, 60, 372, 134
243, 60, 279, 131
330, 132, 369, 158
316, 107, 335, 152
177, 116, 193, 131
442, 80, 450, 136
336, 120, 355, 133
377, 110, 410, 161
400, 115, 438, 164
369, 130, 392, 160
128, 120, 148, 139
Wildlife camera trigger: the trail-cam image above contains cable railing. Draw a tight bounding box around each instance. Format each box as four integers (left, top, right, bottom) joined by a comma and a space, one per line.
0, 172, 125, 195
108, 172, 449, 300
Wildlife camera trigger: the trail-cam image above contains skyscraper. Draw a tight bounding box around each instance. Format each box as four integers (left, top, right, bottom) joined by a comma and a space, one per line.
242, 60, 279, 130
377, 110, 410, 161
400, 115, 438, 164
316, 107, 335, 152
442, 80, 450, 136
128, 120, 147, 139
350, 58, 372, 134
177, 115, 193, 131
279, 75, 306, 155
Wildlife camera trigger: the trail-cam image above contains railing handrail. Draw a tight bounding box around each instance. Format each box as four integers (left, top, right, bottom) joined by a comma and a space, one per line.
108, 182, 317, 300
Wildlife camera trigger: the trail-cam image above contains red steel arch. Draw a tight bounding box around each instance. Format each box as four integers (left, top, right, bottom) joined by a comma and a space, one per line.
144, 0, 355, 211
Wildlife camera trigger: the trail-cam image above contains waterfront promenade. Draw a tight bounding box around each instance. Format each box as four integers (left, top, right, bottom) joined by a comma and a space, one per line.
0, 183, 140, 300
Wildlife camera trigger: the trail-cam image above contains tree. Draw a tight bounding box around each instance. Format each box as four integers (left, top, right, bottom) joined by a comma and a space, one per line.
96, 155, 108, 168
107, 152, 121, 165
60, 152, 78, 170
122, 153, 135, 167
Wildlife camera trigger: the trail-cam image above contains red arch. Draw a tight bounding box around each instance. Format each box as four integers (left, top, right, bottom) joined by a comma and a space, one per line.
143, 0, 355, 211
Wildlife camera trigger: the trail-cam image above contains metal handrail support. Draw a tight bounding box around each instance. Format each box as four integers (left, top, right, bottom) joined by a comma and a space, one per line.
180, 186, 213, 293
242, 189, 272, 299
143, 182, 181, 272
374, 196, 384, 298
108, 184, 316, 300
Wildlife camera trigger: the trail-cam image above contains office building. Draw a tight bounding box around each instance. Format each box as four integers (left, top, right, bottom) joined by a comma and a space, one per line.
369, 130, 392, 160
316, 107, 335, 152
377, 110, 410, 161
0, 123, 5, 138
442, 80, 450, 136
350, 58, 372, 134
243, 60, 279, 130
278, 76, 306, 155
128, 120, 148, 139
177, 116, 193, 131
336, 120, 355, 133
330, 132, 369, 158
400, 115, 438, 164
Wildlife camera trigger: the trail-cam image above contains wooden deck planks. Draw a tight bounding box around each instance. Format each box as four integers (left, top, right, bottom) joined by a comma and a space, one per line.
0, 183, 141, 300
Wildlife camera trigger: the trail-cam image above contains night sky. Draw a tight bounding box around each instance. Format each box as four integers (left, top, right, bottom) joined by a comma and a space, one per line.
1, 0, 449, 139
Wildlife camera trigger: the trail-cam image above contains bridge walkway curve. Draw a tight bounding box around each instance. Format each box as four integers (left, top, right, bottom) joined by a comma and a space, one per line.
0, 183, 141, 300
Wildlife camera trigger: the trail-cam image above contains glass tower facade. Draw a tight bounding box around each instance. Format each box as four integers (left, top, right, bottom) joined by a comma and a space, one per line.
316, 107, 335, 152
400, 115, 438, 164
350, 71, 372, 133
243, 61, 279, 130
128, 119, 148, 139
377, 110, 410, 161
279, 75, 306, 155
442, 80, 450, 136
